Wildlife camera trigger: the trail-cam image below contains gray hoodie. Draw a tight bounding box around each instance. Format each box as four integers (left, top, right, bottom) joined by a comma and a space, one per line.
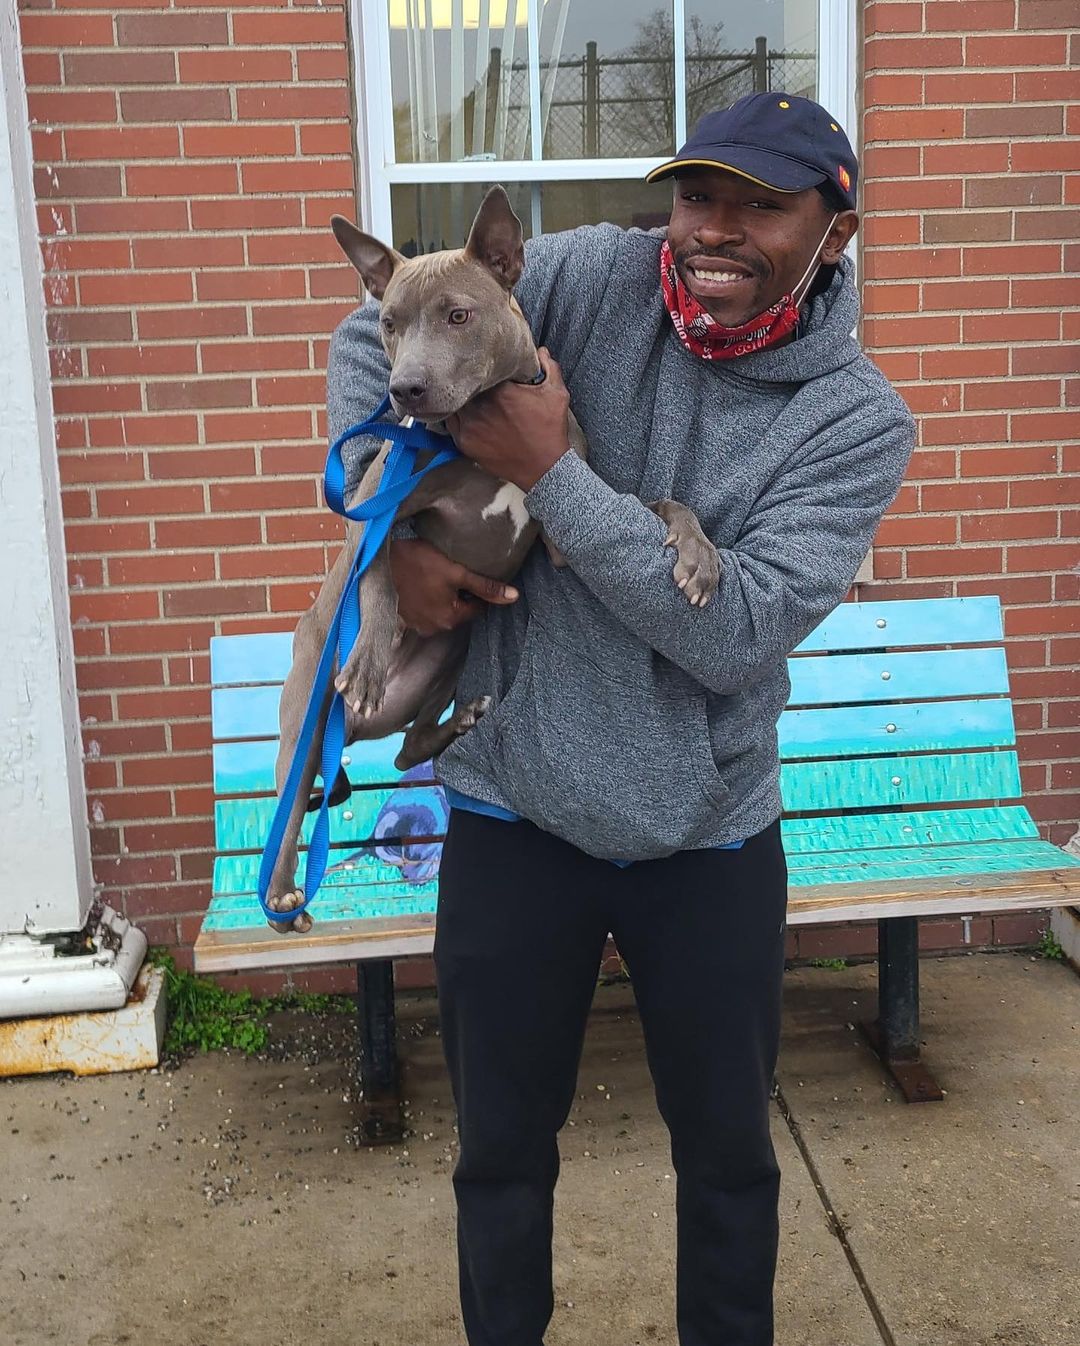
327, 225, 915, 862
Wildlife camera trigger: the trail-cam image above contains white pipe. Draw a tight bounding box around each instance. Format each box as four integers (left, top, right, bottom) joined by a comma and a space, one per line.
0, 907, 147, 1019
471, 0, 492, 154
492, 0, 518, 157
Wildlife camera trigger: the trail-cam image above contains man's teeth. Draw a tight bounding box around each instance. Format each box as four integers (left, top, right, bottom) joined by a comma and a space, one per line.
690, 266, 746, 282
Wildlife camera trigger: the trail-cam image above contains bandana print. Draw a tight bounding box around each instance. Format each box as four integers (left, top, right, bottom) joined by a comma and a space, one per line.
659, 240, 800, 361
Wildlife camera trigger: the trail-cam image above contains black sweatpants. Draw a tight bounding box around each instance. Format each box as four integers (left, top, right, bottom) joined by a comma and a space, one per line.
434, 809, 789, 1346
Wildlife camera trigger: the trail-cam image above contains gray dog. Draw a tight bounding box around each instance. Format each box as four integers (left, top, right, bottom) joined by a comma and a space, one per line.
265, 187, 719, 932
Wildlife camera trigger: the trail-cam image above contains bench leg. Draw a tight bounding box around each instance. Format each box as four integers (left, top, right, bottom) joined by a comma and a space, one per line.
355, 959, 405, 1143
860, 916, 944, 1104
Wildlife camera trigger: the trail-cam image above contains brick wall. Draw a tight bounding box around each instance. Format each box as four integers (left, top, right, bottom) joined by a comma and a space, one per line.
861, 0, 1080, 853
19, 0, 360, 972
17, 0, 1078, 985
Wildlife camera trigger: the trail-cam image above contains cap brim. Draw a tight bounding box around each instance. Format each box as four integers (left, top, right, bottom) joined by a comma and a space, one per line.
645, 146, 827, 192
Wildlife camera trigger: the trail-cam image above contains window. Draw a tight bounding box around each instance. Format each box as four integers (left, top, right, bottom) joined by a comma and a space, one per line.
353, 0, 856, 251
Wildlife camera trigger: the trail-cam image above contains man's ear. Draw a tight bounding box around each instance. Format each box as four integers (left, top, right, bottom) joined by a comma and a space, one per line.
464, 185, 526, 290
821, 210, 858, 265
331, 216, 406, 300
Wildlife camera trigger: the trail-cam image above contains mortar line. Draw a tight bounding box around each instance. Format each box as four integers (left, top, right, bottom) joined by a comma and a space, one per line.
773, 1082, 897, 1346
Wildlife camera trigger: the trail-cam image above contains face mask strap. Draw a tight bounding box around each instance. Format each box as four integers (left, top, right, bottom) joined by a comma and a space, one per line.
792, 213, 838, 306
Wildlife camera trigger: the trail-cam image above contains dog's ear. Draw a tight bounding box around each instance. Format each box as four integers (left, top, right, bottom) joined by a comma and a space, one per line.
331, 216, 406, 301
465, 186, 525, 290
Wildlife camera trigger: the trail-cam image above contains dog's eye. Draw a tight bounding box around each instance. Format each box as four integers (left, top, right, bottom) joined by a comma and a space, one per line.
381, 315, 395, 333
448, 309, 471, 326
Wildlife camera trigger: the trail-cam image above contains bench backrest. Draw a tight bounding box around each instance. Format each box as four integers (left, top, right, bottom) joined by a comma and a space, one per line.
211, 594, 1033, 899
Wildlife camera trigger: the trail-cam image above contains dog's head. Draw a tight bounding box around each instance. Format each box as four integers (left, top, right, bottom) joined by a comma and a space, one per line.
331, 187, 536, 422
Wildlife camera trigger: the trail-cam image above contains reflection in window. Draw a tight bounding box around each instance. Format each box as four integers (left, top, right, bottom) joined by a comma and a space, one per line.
388, 2, 817, 167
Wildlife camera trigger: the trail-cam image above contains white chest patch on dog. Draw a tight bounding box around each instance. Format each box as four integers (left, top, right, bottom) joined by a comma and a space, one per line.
481, 482, 531, 540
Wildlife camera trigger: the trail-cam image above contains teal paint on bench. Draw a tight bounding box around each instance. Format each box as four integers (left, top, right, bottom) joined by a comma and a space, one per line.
793, 594, 1002, 652
199, 597, 1080, 955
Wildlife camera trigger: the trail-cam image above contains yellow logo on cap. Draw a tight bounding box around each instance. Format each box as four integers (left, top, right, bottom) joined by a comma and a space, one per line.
830, 122, 839, 131
838, 166, 851, 192
778, 100, 790, 109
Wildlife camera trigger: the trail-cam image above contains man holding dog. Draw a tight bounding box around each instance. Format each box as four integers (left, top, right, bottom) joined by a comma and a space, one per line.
328, 94, 914, 1346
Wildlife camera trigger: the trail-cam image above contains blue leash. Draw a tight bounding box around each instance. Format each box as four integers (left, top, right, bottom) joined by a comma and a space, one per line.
256, 396, 459, 927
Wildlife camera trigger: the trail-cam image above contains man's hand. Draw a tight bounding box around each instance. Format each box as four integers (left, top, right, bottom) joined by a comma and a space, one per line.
389, 538, 519, 636
447, 347, 570, 492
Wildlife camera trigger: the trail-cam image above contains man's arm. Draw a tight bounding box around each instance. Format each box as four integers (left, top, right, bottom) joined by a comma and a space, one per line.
522, 406, 914, 696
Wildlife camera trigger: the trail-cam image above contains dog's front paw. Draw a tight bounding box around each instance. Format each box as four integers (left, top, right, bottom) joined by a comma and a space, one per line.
335, 649, 390, 719
649, 499, 721, 608
266, 889, 314, 934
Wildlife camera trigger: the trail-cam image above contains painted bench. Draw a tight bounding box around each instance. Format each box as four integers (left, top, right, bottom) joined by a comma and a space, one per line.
194, 595, 1080, 1130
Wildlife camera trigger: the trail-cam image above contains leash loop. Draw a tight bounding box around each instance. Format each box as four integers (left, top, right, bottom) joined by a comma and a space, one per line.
256, 396, 458, 928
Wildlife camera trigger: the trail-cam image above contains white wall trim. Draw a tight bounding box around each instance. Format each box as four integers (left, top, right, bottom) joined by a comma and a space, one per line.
0, 0, 95, 936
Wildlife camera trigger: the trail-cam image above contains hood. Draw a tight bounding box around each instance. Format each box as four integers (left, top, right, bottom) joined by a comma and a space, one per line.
719, 254, 861, 385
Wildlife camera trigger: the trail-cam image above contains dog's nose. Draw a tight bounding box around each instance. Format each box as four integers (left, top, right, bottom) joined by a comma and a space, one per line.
389, 379, 427, 407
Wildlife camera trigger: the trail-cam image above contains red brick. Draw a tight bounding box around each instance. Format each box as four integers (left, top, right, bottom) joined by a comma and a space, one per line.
111, 415, 201, 448
75, 199, 189, 235
242, 158, 354, 194
865, 70, 926, 105
1011, 412, 1078, 443
924, 71, 1015, 103
163, 585, 267, 618
964, 380, 1062, 411
864, 177, 964, 211
190, 196, 303, 231
921, 481, 1010, 511
260, 443, 327, 476
865, 35, 964, 68
195, 269, 307, 301
963, 243, 1061, 276
247, 231, 345, 265
87, 345, 198, 378
303, 195, 358, 230
96, 484, 204, 518
1012, 346, 1080, 375
35, 164, 122, 200
904, 449, 957, 480
237, 87, 350, 121
125, 820, 214, 854
255, 374, 326, 405
1006, 541, 1080, 572
865, 247, 961, 279
907, 546, 1003, 577
178, 49, 294, 84
52, 381, 141, 415
20, 12, 116, 46
1010, 476, 1080, 507
1015, 70, 1080, 100
876, 514, 957, 546
965, 176, 1061, 207
149, 446, 256, 479
922, 347, 1009, 380
200, 339, 310, 373
265, 512, 343, 544
310, 268, 359, 299
962, 451, 1061, 487
231, 10, 345, 43
1017, 0, 1080, 25
64, 50, 176, 85
865, 107, 965, 142
131, 236, 245, 270
59, 451, 145, 485
296, 48, 349, 81
203, 409, 312, 443
921, 414, 1007, 446
126, 163, 239, 198
944, 1, 1025, 29
299, 122, 353, 156
962, 511, 1059, 542
110, 552, 217, 586
966, 33, 1068, 65
1015, 209, 1080, 242
122, 754, 212, 789
110, 621, 214, 655
120, 88, 232, 122
146, 379, 252, 412
116, 12, 227, 44
183, 124, 297, 158
896, 382, 961, 414
964, 312, 1060, 343
79, 270, 193, 305
269, 581, 322, 612
155, 516, 262, 548
210, 479, 318, 512
959, 575, 1053, 604
65, 126, 181, 161
70, 590, 161, 624
967, 106, 1064, 141
219, 546, 325, 580
65, 519, 152, 553
28, 89, 119, 124
924, 212, 1011, 244
1011, 141, 1080, 174
23, 52, 62, 84
137, 307, 248, 340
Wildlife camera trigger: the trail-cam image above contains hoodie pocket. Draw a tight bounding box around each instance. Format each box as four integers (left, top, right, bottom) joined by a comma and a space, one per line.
487, 619, 729, 861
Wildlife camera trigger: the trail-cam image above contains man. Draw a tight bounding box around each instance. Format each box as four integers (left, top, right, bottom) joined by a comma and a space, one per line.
328, 94, 914, 1346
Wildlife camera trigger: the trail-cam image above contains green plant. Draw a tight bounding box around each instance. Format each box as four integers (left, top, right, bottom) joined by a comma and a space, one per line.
1036, 929, 1065, 961
264, 990, 355, 1015
149, 950, 269, 1056
808, 957, 849, 971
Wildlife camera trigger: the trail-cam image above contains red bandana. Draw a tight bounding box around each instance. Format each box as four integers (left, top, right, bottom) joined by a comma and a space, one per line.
659, 240, 800, 361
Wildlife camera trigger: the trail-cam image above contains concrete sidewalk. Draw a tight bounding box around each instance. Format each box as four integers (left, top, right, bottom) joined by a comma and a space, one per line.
1, 950, 1076, 1346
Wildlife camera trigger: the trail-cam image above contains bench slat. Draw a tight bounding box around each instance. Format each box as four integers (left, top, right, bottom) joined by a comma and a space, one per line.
787, 647, 1008, 707
203, 884, 437, 931
793, 595, 1002, 653
213, 734, 417, 795
210, 630, 293, 687
788, 837, 1072, 879
781, 805, 1038, 851
778, 697, 1015, 760
780, 749, 1021, 813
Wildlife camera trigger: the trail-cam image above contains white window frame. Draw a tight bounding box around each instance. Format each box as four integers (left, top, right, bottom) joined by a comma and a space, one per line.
350, 0, 858, 241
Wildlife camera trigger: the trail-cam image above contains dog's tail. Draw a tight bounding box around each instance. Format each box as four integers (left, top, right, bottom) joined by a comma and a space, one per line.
306, 766, 353, 813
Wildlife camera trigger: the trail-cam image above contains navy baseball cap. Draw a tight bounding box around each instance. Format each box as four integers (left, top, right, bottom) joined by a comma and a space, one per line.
645, 92, 858, 211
